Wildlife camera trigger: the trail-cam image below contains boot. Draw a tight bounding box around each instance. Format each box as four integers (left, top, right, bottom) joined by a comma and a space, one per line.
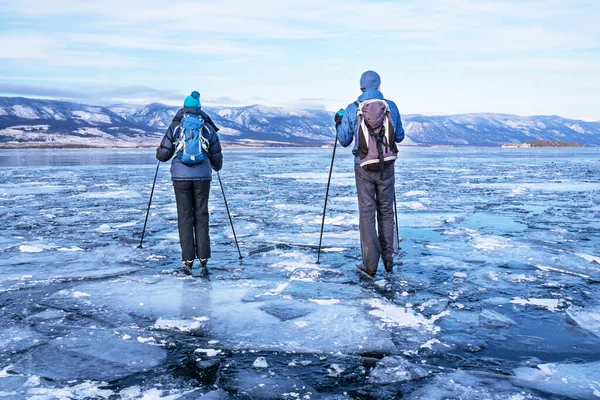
182, 260, 193, 276
384, 261, 393, 274
356, 264, 376, 279
200, 258, 208, 268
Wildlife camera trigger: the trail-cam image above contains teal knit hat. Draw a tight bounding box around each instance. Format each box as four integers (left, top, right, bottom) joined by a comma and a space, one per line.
183, 91, 201, 108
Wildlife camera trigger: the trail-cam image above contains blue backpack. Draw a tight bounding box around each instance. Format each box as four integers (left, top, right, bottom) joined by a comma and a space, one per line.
175, 113, 210, 165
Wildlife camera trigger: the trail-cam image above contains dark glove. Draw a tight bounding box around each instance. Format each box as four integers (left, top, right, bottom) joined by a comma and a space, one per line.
156, 145, 174, 162
334, 109, 345, 129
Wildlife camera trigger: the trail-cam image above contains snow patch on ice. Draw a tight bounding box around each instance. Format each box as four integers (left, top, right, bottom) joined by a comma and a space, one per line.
462, 182, 600, 192
153, 318, 205, 332
0, 365, 12, 377
265, 172, 355, 186
511, 187, 527, 195
364, 299, 448, 331
510, 274, 536, 283
575, 253, 600, 264
136, 387, 182, 400
78, 190, 142, 199
26, 380, 114, 399
312, 215, 359, 226
195, 348, 222, 357
420, 339, 441, 349
19, 245, 44, 253
327, 364, 345, 377
474, 235, 512, 250
119, 386, 141, 398
112, 221, 138, 229
94, 224, 113, 233
510, 297, 559, 311
404, 190, 428, 197
253, 356, 268, 368
57, 246, 84, 252
58, 289, 91, 299
398, 201, 426, 210
290, 269, 324, 282
535, 264, 591, 279
309, 299, 340, 306
137, 336, 156, 344
270, 252, 317, 272
271, 260, 318, 272
425, 244, 449, 250
332, 196, 356, 202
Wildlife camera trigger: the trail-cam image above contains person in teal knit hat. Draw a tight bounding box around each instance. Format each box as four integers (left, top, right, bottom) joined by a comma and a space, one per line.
156, 90, 222, 275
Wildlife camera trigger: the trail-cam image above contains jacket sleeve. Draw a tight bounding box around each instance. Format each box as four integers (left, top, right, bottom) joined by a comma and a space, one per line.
336, 104, 355, 148
156, 122, 177, 162
388, 101, 405, 143
208, 130, 223, 172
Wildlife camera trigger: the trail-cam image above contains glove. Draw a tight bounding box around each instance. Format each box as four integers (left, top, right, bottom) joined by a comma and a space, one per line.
334, 109, 345, 129
156, 145, 174, 162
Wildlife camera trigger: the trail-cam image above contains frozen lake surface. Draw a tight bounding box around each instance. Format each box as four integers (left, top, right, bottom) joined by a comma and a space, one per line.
0, 147, 599, 399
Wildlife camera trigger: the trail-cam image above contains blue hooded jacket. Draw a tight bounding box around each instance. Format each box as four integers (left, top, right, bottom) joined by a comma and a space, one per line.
156, 107, 223, 180
337, 89, 405, 163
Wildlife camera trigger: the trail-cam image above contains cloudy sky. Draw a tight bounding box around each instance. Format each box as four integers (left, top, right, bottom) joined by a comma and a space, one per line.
0, 0, 598, 120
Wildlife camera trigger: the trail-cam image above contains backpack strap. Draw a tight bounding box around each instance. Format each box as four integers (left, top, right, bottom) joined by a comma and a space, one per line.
355, 100, 372, 152
376, 133, 384, 180
174, 124, 184, 153
199, 126, 211, 155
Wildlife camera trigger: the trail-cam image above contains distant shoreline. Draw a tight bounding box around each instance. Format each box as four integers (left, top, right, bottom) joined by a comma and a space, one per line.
0, 143, 595, 150
0, 143, 315, 149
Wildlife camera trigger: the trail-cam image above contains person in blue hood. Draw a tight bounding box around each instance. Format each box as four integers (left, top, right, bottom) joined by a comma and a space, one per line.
156, 91, 223, 275
335, 71, 405, 278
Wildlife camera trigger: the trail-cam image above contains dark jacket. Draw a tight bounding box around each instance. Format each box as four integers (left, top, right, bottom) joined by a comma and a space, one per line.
156, 107, 223, 180
174, 108, 220, 133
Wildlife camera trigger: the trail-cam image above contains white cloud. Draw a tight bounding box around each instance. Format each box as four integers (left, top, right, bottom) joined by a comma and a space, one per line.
0, 0, 598, 119
0, 35, 58, 59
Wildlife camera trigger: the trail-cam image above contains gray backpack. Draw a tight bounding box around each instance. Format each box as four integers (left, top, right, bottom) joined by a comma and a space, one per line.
355, 99, 397, 177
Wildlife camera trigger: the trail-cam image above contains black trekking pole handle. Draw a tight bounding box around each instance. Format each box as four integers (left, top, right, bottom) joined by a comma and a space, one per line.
138, 161, 160, 249
317, 131, 339, 264
217, 171, 243, 260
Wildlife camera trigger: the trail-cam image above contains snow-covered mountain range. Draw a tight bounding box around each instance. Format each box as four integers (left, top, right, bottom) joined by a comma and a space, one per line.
1, 96, 599, 147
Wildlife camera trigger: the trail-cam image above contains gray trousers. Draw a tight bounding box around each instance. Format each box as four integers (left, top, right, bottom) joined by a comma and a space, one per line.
354, 164, 396, 273
173, 180, 211, 261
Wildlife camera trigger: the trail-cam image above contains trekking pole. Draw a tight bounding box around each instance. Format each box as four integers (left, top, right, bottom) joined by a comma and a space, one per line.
138, 161, 160, 249
394, 192, 400, 251
316, 131, 339, 264
217, 171, 243, 260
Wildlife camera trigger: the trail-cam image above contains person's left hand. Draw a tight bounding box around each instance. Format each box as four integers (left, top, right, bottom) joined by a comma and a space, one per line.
334, 109, 345, 128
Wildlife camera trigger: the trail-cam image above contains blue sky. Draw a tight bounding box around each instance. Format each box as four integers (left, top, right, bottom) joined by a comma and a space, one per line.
0, 0, 598, 120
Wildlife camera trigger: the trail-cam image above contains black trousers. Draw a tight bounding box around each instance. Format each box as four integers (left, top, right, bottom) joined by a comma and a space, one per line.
173, 180, 211, 261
